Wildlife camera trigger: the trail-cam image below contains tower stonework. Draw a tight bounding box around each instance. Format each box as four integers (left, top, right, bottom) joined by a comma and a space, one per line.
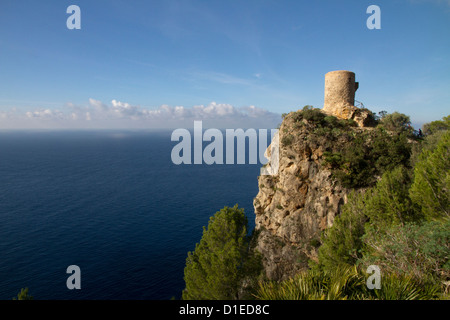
323, 70, 359, 120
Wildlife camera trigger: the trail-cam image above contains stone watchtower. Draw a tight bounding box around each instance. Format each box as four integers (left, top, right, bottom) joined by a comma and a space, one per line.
323, 70, 359, 119
322, 70, 373, 126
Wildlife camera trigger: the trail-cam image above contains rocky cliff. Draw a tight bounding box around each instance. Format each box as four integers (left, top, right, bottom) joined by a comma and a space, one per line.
252, 71, 378, 281
253, 107, 373, 281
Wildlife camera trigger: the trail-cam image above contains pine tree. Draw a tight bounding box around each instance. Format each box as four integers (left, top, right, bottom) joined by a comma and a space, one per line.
182, 205, 249, 300
317, 191, 368, 273
410, 131, 449, 219
364, 165, 420, 229
13, 288, 33, 300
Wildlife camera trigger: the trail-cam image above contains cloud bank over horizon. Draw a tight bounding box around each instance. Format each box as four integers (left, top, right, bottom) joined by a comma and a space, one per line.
0, 99, 282, 130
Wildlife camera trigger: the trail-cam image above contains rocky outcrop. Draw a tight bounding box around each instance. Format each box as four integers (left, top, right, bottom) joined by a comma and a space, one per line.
252, 71, 377, 281
253, 112, 353, 281
352, 108, 376, 127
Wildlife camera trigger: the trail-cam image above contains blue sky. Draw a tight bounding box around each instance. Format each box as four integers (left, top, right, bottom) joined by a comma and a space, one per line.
0, 0, 449, 129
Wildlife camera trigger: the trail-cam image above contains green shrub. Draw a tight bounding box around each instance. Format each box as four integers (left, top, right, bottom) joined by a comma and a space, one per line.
340, 118, 358, 128
422, 115, 450, 136
330, 128, 412, 188
324, 115, 339, 127
410, 131, 449, 219
318, 191, 368, 273
319, 165, 422, 274
331, 133, 378, 188
313, 127, 331, 136
12, 288, 33, 300
361, 219, 450, 284
331, 127, 343, 137
363, 166, 421, 230
302, 106, 326, 124
323, 151, 343, 168
309, 238, 321, 248
281, 134, 293, 147
292, 111, 304, 123
380, 112, 413, 135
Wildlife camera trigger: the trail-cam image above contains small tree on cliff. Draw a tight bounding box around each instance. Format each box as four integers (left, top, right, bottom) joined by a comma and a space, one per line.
182, 205, 249, 300
317, 191, 368, 273
379, 112, 413, 135
13, 288, 33, 300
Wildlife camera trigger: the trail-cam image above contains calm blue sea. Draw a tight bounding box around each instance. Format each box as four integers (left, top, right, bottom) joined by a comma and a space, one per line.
0, 130, 263, 300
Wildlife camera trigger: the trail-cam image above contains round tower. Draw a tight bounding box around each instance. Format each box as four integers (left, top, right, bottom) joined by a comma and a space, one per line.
323, 70, 359, 119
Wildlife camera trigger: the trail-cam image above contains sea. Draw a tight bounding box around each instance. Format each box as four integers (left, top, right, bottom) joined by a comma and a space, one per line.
0, 130, 265, 300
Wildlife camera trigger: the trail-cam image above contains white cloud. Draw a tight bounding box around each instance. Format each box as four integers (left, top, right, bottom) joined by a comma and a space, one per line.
88, 98, 107, 111
0, 99, 281, 129
25, 109, 64, 119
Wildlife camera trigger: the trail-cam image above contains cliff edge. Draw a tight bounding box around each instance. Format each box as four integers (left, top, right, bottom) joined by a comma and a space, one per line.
253, 71, 375, 281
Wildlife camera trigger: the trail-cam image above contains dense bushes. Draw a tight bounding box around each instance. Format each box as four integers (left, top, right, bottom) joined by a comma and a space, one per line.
315, 118, 449, 298
324, 128, 412, 188
378, 111, 414, 134
317, 191, 368, 271
256, 114, 449, 300
288, 106, 413, 189
292, 105, 357, 130
362, 166, 421, 228
410, 131, 449, 219
361, 220, 450, 283
422, 115, 450, 135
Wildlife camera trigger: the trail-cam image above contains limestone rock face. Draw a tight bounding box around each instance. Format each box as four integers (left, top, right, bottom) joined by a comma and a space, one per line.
253, 113, 351, 281
353, 108, 377, 127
